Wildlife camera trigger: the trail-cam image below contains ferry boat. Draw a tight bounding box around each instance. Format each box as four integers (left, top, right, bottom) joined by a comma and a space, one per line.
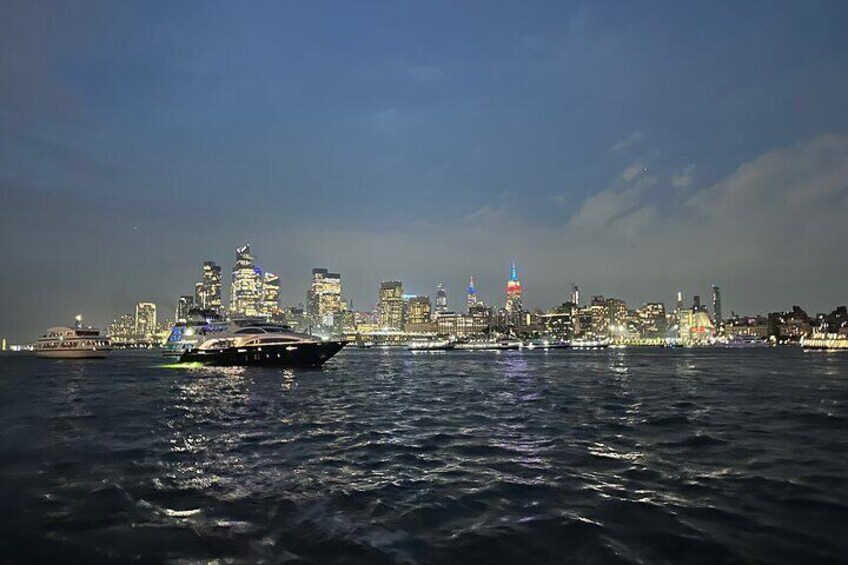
454, 339, 521, 351
179, 322, 346, 367
800, 332, 848, 351
34, 317, 112, 359
523, 338, 569, 350
407, 339, 455, 351
718, 334, 771, 348
570, 338, 610, 350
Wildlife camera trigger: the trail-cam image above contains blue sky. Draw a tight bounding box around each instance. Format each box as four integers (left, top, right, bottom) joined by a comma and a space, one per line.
2, 1, 848, 340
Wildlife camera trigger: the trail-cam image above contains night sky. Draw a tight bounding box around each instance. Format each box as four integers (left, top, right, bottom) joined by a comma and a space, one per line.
2, 1, 848, 341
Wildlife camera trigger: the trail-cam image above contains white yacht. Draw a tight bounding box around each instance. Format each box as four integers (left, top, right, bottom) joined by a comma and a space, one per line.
34, 317, 112, 359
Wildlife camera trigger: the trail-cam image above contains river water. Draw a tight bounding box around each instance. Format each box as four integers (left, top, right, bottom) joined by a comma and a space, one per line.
1, 348, 846, 563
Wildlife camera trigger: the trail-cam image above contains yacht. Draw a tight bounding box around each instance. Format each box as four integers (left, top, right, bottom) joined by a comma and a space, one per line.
718, 334, 771, 348
34, 317, 112, 359
179, 322, 346, 367
163, 312, 229, 358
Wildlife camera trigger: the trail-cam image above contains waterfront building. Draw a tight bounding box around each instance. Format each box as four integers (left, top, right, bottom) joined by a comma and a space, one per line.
589, 296, 609, 338
466, 276, 478, 311
504, 261, 523, 325
679, 306, 715, 343
407, 295, 432, 326
767, 306, 812, 340
379, 281, 404, 330
712, 285, 722, 326
134, 302, 157, 340
725, 315, 770, 339
106, 313, 135, 344
435, 284, 448, 317
230, 245, 262, 317
606, 298, 628, 337
308, 268, 343, 326
539, 302, 578, 340
176, 295, 194, 322
436, 311, 490, 338
637, 302, 667, 337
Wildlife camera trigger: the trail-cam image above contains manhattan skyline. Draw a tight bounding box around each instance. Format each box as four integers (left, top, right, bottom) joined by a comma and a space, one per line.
3, 1, 848, 341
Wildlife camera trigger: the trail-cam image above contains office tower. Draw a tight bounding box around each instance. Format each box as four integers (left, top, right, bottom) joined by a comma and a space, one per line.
230, 244, 262, 317
135, 302, 157, 339
176, 295, 194, 322
435, 283, 448, 316
201, 261, 222, 313
693, 295, 702, 312
571, 284, 580, 306
308, 268, 343, 325
606, 298, 627, 335
407, 296, 432, 325
379, 281, 404, 329
466, 276, 478, 311
712, 284, 722, 325
260, 271, 281, 318
194, 282, 205, 310
637, 302, 667, 337
504, 261, 523, 313
588, 296, 609, 337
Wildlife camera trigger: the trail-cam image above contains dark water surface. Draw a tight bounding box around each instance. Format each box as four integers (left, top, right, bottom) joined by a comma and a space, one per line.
1, 348, 847, 564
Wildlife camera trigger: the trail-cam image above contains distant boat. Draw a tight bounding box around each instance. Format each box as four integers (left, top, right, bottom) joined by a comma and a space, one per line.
34, 319, 112, 359
407, 339, 455, 351
718, 335, 771, 348
800, 332, 848, 350
570, 338, 610, 350
454, 340, 520, 351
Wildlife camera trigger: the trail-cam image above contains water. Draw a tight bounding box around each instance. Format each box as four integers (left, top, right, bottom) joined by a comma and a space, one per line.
1, 348, 847, 564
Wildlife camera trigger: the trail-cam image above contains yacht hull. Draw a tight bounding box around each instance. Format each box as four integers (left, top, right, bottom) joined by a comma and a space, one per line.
179, 341, 346, 367
35, 348, 111, 359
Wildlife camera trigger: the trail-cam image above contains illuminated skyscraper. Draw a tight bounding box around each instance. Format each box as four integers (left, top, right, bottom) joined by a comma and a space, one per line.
435, 283, 448, 316
176, 295, 194, 322
201, 261, 222, 313
466, 276, 478, 311
379, 281, 404, 329
260, 271, 281, 319
571, 284, 580, 306
504, 261, 522, 314
135, 302, 157, 339
230, 245, 262, 317
712, 285, 722, 325
308, 268, 343, 326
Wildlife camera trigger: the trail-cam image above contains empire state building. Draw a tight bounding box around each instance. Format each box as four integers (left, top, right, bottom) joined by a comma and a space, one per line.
504, 261, 522, 313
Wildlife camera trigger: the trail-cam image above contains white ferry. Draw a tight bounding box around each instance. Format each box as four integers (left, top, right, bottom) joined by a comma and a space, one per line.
570, 338, 611, 350
800, 332, 848, 351
407, 339, 455, 351
34, 317, 112, 359
454, 339, 521, 351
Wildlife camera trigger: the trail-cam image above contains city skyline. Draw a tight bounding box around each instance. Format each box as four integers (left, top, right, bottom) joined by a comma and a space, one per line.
3, 2, 848, 340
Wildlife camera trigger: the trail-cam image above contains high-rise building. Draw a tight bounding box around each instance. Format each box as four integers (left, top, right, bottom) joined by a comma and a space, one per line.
379, 281, 404, 329
407, 295, 432, 325
712, 284, 722, 325
466, 276, 478, 311
606, 298, 627, 335
589, 295, 609, 337
230, 245, 262, 317
176, 295, 194, 322
308, 268, 343, 326
135, 302, 157, 339
201, 261, 223, 313
260, 271, 281, 319
504, 261, 523, 314
693, 295, 703, 312
106, 313, 135, 343
571, 284, 580, 306
637, 302, 667, 337
435, 283, 448, 316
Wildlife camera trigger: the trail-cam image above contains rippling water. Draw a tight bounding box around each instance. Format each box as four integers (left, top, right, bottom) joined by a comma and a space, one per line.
1, 348, 847, 563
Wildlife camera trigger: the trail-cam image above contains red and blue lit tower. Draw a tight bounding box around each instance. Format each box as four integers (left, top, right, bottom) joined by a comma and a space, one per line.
505, 261, 522, 313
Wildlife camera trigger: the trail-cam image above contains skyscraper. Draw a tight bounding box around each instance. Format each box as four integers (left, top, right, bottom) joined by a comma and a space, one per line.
230, 245, 262, 317
201, 261, 222, 313
260, 271, 281, 319
504, 261, 522, 314
135, 302, 157, 339
466, 276, 478, 311
176, 295, 194, 322
712, 284, 722, 325
379, 281, 404, 329
571, 284, 580, 306
308, 268, 343, 326
435, 283, 448, 316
